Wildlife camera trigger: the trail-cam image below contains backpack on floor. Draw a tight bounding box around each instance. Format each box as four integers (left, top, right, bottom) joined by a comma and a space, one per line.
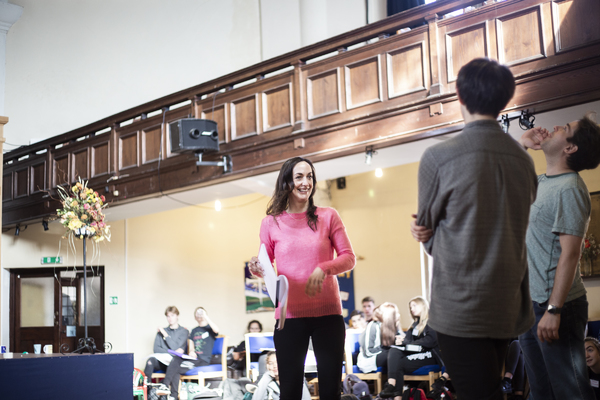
342, 374, 372, 400
402, 387, 426, 400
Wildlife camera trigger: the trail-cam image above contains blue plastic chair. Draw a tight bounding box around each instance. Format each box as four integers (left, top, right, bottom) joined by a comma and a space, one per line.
244, 332, 274, 381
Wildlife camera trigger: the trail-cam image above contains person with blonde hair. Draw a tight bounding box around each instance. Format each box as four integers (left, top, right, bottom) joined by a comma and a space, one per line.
357, 302, 401, 373
380, 296, 446, 398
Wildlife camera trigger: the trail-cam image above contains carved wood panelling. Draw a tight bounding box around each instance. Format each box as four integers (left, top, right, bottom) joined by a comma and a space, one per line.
446, 23, 488, 82
345, 56, 382, 110
552, 0, 600, 53
15, 168, 28, 198
3, 173, 11, 201
262, 84, 292, 132
202, 105, 228, 144
387, 42, 427, 98
497, 7, 545, 66
142, 126, 161, 164
231, 95, 258, 140
53, 156, 69, 187
31, 162, 46, 194
72, 149, 88, 181
92, 142, 110, 178
307, 69, 340, 120
119, 133, 138, 170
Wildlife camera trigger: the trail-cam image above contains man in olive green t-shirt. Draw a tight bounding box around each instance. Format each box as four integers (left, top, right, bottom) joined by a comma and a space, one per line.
518, 116, 600, 400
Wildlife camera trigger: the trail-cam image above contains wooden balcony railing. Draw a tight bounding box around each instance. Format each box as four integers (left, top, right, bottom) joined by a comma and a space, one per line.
3, 0, 600, 226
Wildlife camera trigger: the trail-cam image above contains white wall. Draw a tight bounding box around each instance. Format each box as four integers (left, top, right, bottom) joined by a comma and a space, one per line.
4, 0, 375, 147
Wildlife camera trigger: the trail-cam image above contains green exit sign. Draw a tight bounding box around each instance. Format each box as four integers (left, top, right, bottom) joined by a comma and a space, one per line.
109, 296, 118, 305
41, 257, 62, 265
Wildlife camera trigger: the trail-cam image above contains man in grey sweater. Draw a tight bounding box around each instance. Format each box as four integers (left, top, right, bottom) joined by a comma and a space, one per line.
411, 58, 537, 400
144, 306, 189, 380
518, 116, 600, 399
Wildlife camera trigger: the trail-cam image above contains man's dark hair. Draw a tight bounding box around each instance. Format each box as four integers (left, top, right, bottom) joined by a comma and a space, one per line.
362, 296, 375, 304
566, 116, 600, 172
349, 310, 365, 319
456, 58, 515, 118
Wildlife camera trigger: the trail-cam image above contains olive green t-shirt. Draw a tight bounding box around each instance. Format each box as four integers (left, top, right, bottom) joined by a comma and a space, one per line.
526, 172, 590, 303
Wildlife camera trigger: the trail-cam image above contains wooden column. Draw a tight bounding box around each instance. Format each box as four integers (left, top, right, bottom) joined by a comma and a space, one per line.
426, 13, 443, 96
292, 60, 307, 133
0, 116, 7, 346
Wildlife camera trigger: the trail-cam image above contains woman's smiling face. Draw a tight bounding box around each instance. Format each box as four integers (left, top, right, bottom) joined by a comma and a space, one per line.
288, 161, 313, 206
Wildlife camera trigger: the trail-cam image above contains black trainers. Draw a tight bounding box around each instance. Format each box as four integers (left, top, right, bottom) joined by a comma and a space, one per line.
501, 379, 513, 394
379, 382, 400, 398
431, 376, 447, 392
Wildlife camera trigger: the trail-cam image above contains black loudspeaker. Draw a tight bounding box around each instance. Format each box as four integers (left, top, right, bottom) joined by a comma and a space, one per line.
169, 118, 219, 153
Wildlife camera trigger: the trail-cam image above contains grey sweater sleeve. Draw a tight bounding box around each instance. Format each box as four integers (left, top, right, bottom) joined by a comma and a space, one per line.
417, 148, 442, 255
153, 326, 189, 353
253, 373, 273, 400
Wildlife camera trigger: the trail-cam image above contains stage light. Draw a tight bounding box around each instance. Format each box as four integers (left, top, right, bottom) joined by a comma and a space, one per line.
519, 109, 535, 130
365, 146, 377, 165
42, 221, 49, 231
15, 225, 20, 236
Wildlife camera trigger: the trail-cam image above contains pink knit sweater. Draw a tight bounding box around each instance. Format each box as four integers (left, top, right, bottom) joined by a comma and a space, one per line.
259, 207, 356, 319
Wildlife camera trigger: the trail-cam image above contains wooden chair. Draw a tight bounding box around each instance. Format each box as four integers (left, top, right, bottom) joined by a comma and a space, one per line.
152, 335, 229, 389
344, 328, 384, 394
404, 365, 441, 392
244, 332, 275, 381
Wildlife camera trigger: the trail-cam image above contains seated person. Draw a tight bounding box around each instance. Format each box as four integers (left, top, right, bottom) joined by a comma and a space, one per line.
145, 306, 189, 380
156, 307, 220, 400
501, 340, 525, 400
586, 337, 600, 400
252, 351, 311, 400
349, 310, 367, 330
231, 320, 263, 374
357, 302, 400, 373
380, 296, 448, 398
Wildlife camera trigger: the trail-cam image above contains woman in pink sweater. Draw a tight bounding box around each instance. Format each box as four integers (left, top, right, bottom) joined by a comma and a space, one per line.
249, 157, 355, 400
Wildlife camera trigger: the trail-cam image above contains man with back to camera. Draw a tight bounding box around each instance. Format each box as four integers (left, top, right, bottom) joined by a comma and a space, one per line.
517, 115, 600, 399
144, 306, 189, 381
362, 296, 375, 323
410, 58, 537, 400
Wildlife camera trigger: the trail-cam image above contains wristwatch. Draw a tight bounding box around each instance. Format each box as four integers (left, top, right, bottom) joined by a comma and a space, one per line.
547, 304, 562, 315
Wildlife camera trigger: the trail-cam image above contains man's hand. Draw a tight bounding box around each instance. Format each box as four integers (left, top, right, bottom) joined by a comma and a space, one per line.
159, 327, 168, 338
537, 311, 560, 343
410, 214, 433, 243
175, 348, 184, 353
519, 127, 549, 150
305, 267, 325, 297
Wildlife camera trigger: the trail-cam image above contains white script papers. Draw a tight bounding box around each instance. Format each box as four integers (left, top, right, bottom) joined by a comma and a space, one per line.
168, 349, 196, 360
258, 243, 289, 329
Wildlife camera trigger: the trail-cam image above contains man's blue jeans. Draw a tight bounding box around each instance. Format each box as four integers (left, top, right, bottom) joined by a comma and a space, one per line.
519, 295, 595, 399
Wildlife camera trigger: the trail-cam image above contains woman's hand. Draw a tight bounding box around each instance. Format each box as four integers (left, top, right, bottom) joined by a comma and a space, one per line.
395, 333, 406, 345
305, 267, 325, 297
248, 256, 264, 278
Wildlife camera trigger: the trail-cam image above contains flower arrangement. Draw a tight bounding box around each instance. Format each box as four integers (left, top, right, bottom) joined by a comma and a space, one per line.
56, 179, 110, 242
582, 234, 600, 261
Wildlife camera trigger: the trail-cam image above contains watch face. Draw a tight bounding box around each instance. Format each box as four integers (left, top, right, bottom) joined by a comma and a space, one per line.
548, 305, 561, 314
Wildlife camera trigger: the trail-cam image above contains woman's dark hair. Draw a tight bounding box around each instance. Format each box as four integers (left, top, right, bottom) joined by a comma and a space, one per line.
456, 58, 515, 118
566, 116, 600, 172
266, 157, 318, 231
247, 319, 263, 332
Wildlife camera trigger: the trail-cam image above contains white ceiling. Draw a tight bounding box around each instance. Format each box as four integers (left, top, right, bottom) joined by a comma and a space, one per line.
103, 100, 600, 222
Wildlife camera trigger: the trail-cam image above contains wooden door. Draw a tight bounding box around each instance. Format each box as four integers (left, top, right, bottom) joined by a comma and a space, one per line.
10, 267, 105, 354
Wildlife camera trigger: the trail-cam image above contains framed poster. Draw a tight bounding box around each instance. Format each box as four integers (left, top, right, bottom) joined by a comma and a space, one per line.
582, 191, 600, 278
244, 262, 274, 313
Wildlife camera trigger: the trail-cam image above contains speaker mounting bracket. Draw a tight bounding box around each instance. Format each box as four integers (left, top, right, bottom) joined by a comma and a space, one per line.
196, 153, 232, 173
